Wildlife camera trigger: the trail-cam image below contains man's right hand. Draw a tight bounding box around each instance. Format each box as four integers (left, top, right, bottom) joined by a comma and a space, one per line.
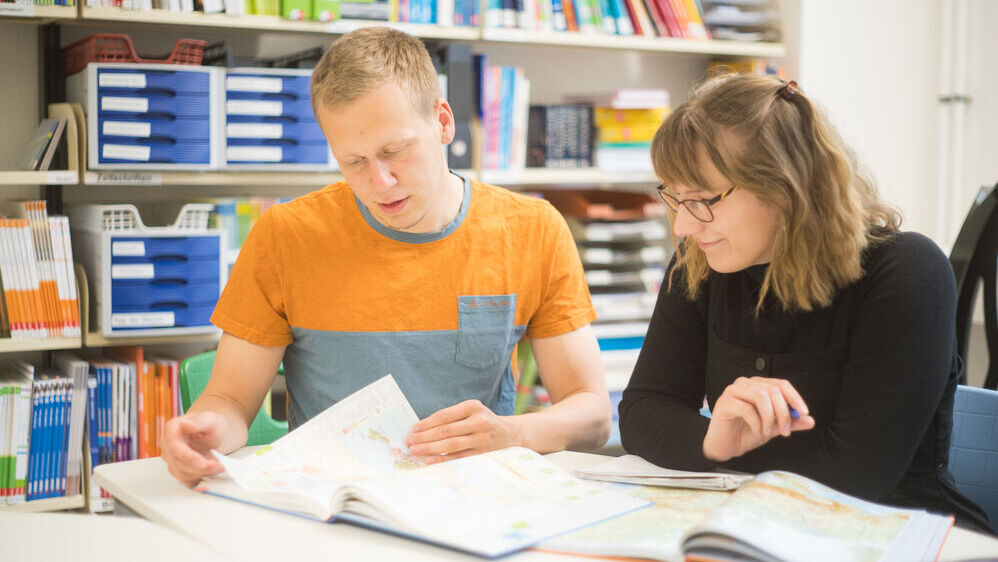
161, 411, 228, 487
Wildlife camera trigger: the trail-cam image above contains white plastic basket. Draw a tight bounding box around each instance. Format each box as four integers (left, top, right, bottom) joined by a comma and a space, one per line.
69, 203, 213, 233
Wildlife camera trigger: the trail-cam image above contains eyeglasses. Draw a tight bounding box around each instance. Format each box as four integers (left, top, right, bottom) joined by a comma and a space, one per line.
656, 185, 739, 223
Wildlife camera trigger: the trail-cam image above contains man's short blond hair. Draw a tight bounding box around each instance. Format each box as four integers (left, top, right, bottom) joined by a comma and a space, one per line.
310, 27, 441, 119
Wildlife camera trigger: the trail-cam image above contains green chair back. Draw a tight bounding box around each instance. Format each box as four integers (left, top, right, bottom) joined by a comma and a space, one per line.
178, 350, 289, 446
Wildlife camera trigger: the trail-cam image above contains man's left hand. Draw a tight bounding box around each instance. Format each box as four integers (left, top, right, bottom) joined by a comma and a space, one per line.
404, 400, 520, 463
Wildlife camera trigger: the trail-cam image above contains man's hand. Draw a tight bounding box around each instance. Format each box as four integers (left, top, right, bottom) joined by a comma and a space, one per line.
161, 411, 229, 487
702, 376, 816, 463
404, 400, 520, 463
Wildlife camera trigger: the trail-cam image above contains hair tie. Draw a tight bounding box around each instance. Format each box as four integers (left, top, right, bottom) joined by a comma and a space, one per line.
778, 80, 800, 99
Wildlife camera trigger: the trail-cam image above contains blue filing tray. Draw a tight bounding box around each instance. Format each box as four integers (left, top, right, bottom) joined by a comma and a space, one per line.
67, 63, 221, 170
225, 98, 312, 118
109, 305, 217, 330
97, 67, 210, 93
98, 92, 211, 118
225, 143, 330, 164
68, 204, 225, 337
225, 72, 311, 96
99, 117, 211, 141
225, 116, 326, 142
111, 280, 220, 308
97, 140, 212, 164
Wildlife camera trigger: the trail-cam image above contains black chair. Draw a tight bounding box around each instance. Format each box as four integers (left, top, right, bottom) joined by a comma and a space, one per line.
950, 183, 998, 389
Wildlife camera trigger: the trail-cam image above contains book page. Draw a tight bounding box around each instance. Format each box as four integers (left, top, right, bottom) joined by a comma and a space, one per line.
213, 375, 425, 491
539, 482, 730, 561
345, 447, 652, 558
683, 471, 954, 562
574, 454, 753, 491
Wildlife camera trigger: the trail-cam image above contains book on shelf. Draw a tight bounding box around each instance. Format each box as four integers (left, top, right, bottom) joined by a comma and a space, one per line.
17, 118, 66, 172
0, 201, 80, 340
541, 469, 954, 562
196, 375, 649, 558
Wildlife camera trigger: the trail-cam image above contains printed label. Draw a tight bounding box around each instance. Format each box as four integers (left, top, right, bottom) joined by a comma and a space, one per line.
111, 264, 155, 279
110, 312, 176, 328
226, 100, 283, 116
101, 96, 149, 113
226, 76, 283, 93
112, 241, 146, 257
103, 121, 152, 137
45, 171, 77, 184
226, 123, 283, 139
227, 146, 283, 162
99, 73, 147, 89
102, 144, 151, 161
89, 172, 162, 186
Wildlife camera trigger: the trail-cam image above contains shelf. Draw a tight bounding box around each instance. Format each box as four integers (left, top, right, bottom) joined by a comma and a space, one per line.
0, 170, 78, 186
79, 7, 480, 39
0, 494, 86, 512
84, 330, 221, 347
480, 28, 785, 57
84, 169, 344, 186
0, 4, 78, 22
69, 8, 783, 58
0, 336, 83, 353
480, 168, 657, 187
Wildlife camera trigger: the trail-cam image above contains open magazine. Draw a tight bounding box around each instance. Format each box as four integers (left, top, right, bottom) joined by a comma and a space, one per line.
540, 470, 953, 562
195, 375, 649, 558
574, 454, 753, 491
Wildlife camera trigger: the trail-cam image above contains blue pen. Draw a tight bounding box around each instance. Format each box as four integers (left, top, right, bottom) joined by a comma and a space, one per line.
789, 407, 801, 420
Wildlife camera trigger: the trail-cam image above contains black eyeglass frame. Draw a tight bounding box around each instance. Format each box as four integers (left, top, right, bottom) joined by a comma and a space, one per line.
656, 185, 739, 223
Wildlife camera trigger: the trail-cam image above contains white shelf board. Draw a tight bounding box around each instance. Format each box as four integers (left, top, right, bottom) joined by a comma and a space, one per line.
0, 494, 86, 512
79, 7, 479, 39
480, 168, 657, 187
0, 170, 78, 186
84, 330, 221, 347
0, 336, 83, 353
84, 169, 343, 187
481, 28, 785, 57
0, 4, 77, 21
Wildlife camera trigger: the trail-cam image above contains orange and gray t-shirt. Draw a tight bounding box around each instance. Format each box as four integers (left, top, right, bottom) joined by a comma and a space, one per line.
210, 173, 596, 429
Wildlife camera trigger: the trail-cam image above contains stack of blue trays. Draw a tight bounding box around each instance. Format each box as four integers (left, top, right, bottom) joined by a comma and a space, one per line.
95, 65, 217, 167
224, 69, 332, 167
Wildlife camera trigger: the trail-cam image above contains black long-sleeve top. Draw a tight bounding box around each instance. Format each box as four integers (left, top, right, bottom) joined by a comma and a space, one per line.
619, 231, 991, 532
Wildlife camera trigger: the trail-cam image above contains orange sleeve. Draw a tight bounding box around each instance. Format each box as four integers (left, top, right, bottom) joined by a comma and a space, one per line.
525, 203, 597, 339
210, 208, 294, 347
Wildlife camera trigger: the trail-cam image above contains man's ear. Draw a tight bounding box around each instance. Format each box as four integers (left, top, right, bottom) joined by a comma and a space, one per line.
435, 98, 456, 144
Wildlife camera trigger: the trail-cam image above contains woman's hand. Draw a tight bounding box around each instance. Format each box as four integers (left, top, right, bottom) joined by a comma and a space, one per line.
702, 376, 816, 463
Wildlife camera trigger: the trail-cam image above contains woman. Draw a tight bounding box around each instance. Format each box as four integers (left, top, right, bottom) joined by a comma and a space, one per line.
618, 73, 991, 533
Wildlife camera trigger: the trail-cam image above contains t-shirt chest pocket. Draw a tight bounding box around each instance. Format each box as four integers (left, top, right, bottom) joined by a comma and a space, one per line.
455, 295, 517, 370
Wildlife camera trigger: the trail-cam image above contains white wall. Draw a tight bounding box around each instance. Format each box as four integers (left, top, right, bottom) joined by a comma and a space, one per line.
795, 0, 944, 243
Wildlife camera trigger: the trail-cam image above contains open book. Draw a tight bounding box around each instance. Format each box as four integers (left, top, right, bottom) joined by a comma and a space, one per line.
196, 375, 649, 558
575, 454, 753, 491
540, 470, 953, 562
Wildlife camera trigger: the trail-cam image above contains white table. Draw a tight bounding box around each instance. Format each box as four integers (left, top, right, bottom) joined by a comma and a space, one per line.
0, 510, 232, 561
94, 451, 998, 561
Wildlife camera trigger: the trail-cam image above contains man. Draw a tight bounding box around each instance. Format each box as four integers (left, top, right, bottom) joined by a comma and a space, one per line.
162, 27, 610, 487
